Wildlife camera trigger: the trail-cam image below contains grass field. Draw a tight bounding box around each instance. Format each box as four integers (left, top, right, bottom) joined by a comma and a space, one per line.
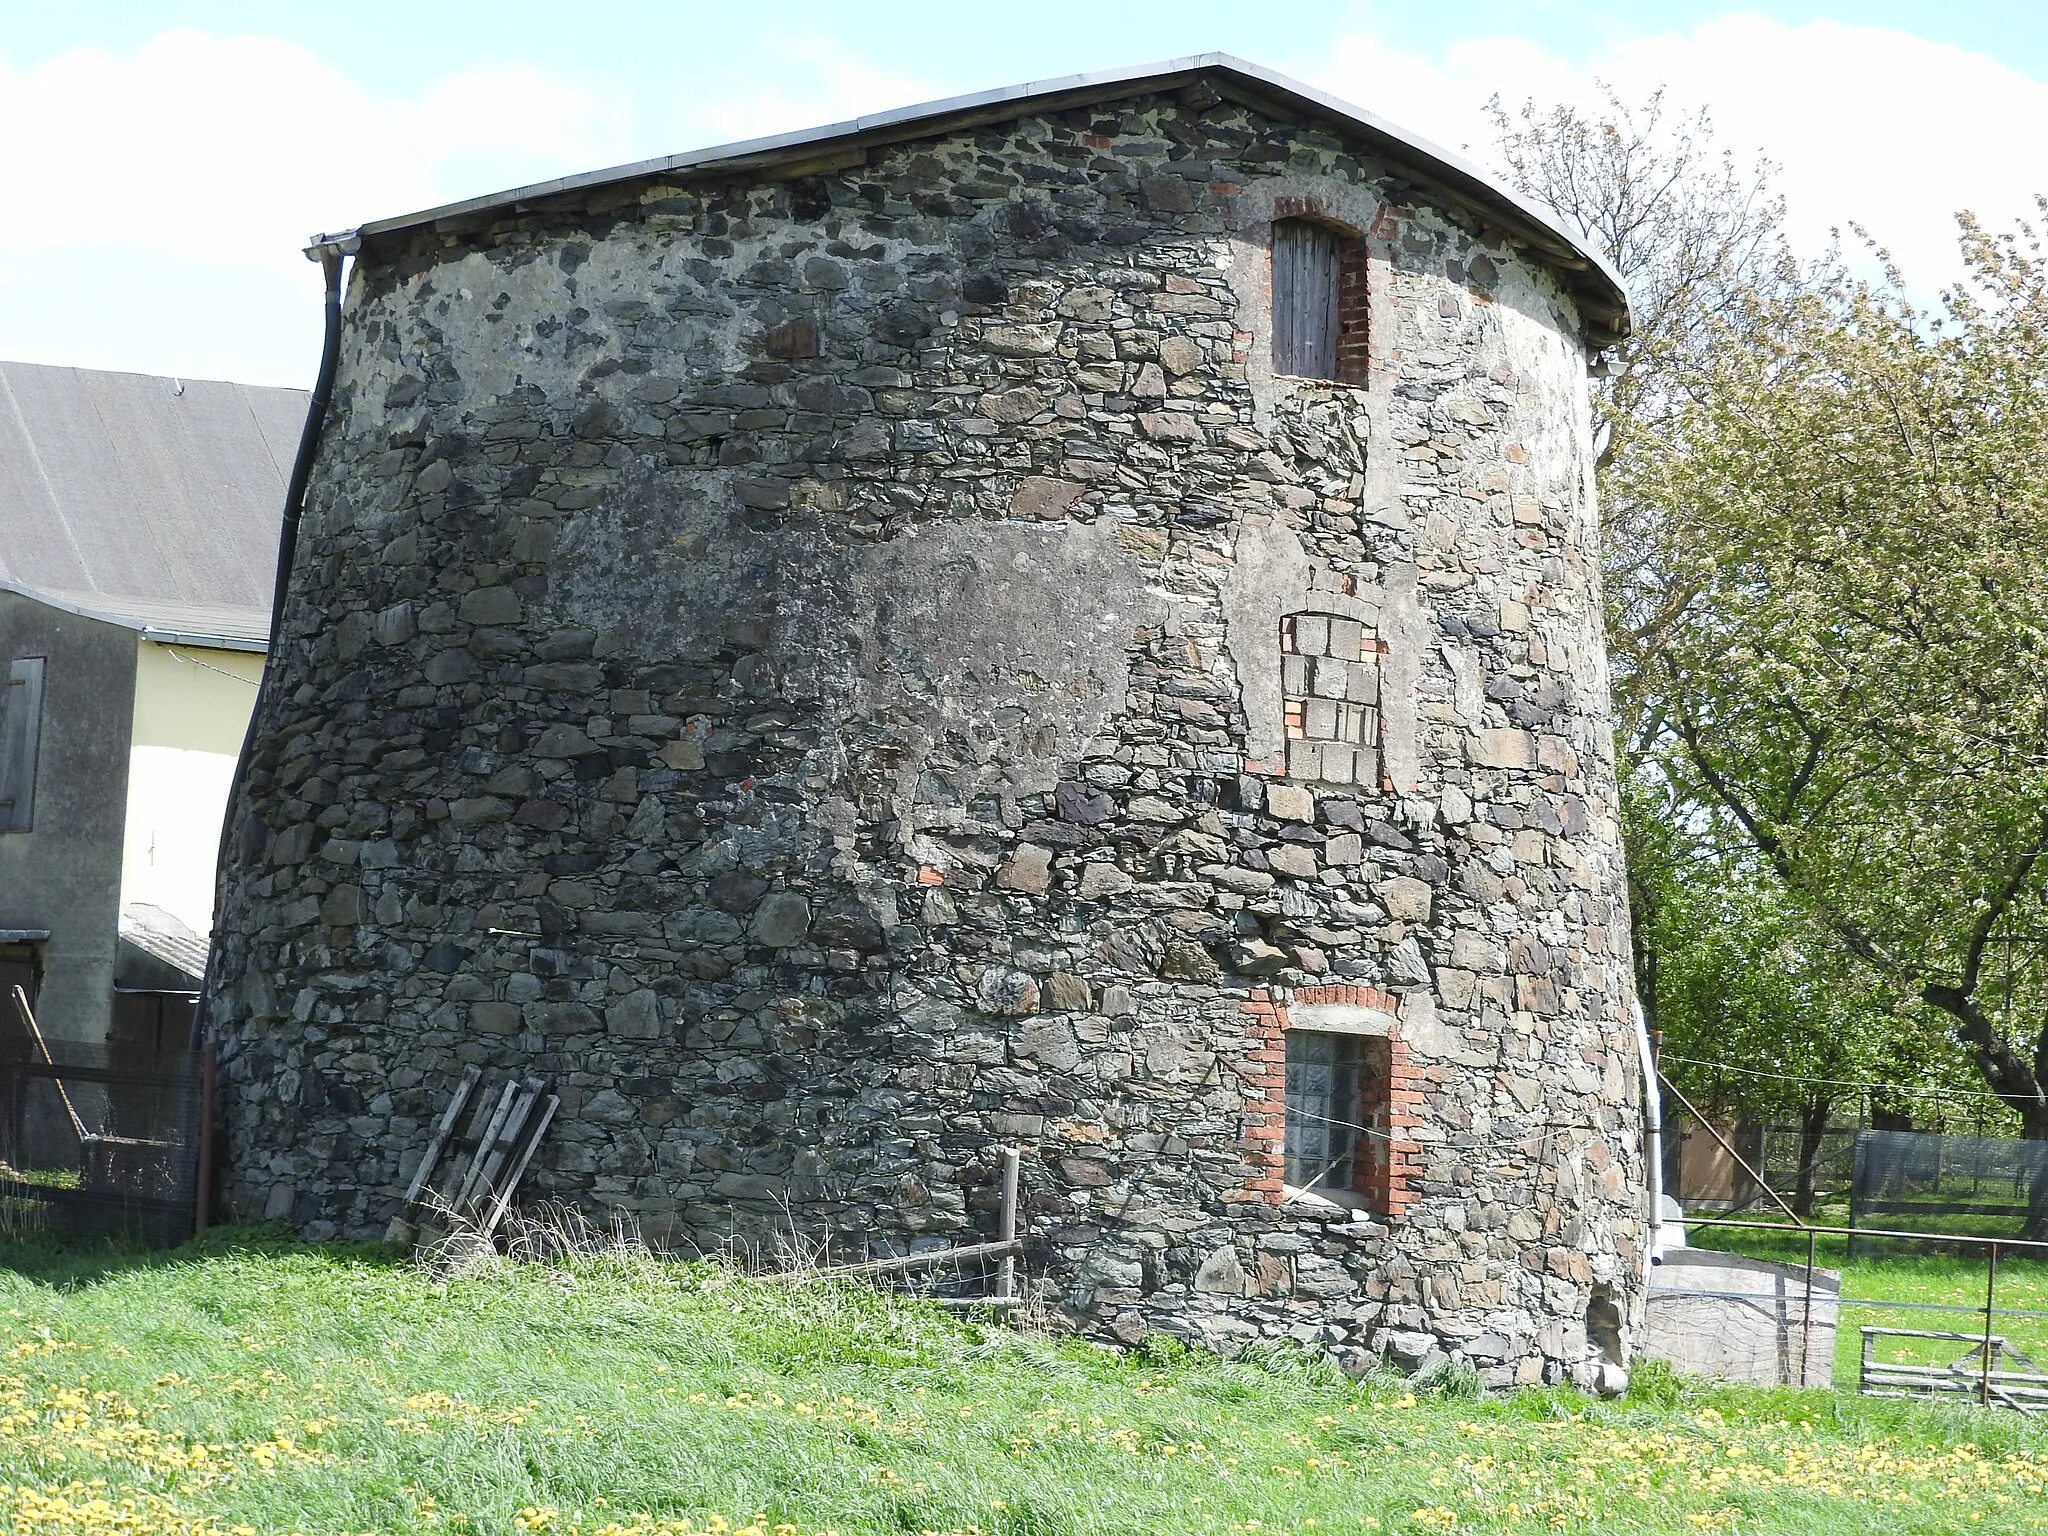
0, 1229, 2043, 1534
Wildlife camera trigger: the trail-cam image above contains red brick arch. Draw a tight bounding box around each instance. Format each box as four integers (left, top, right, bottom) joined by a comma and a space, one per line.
1239, 984, 1420, 1217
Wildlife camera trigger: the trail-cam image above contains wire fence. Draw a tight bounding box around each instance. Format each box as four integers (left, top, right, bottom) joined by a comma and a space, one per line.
1848, 1130, 2048, 1255
753, 1147, 1027, 1312
0, 1027, 210, 1244
1681, 1213, 2048, 1410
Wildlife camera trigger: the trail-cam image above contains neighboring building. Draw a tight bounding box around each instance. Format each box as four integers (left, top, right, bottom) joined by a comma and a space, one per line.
209, 56, 1647, 1387
0, 362, 301, 1052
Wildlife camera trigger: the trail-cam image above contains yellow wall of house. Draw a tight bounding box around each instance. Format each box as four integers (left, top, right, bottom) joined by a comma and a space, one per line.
121, 640, 265, 937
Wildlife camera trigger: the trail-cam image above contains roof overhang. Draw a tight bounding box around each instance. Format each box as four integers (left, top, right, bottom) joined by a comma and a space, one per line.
307, 53, 1630, 346
0, 581, 270, 653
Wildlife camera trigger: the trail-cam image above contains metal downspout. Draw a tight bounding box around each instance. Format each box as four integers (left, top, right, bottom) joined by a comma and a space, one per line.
190, 245, 351, 1060
1635, 998, 1667, 1268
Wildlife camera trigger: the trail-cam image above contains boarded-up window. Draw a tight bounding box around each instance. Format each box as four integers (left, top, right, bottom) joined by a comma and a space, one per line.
1280, 612, 1383, 785
1271, 218, 1370, 384
0, 658, 46, 833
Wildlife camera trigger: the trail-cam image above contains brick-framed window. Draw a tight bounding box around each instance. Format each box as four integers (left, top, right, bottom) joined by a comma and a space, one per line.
1284, 1028, 1384, 1194
1271, 217, 1369, 385
1240, 984, 1419, 1216
1280, 611, 1383, 786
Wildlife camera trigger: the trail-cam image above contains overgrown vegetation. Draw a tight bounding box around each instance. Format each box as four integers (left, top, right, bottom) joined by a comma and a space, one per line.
0, 1229, 2046, 1534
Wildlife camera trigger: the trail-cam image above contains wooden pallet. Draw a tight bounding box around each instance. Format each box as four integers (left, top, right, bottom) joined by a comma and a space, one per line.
385, 1068, 558, 1246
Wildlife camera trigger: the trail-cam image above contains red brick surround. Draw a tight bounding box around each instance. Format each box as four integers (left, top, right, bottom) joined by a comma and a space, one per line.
1239, 984, 1420, 1217
1335, 240, 1370, 386
1269, 195, 1371, 387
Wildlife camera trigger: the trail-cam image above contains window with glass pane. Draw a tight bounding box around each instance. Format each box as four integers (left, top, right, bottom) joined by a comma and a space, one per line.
1284, 1029, 1364, 1191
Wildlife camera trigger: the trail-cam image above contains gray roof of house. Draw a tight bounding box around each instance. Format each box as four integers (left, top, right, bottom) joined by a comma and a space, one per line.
119, 902, 210, 983
0, 582, 270, 652
0, 362, 304, 635
309, 53, 1630, 344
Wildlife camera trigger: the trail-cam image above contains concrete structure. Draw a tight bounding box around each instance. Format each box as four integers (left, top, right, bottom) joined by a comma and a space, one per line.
1644, 1249, 1839, 1389
207, 56, 1647, 1387
0, 363, 299, 1049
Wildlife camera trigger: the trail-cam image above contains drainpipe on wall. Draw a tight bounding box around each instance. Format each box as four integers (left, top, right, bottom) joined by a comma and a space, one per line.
191, 237, 355, 1060
1634, 998, 1667, 1269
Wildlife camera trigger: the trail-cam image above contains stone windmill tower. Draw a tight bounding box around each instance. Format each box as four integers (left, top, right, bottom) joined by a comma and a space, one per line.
207, 55, 1645, 1388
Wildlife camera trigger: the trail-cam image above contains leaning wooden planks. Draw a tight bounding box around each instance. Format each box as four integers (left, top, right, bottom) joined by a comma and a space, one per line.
384, 1068, 559, 1246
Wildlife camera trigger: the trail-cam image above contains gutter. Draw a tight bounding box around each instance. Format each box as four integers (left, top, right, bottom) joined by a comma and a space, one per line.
192, 244, 351, 1058
141, 628, 267, 654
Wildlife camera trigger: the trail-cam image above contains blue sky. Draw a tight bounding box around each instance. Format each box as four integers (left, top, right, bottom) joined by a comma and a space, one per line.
13, 3, 2048, 98
5, 3, 2047, 384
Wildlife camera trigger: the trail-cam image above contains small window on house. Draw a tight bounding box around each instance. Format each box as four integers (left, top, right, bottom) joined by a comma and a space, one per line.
0, 658, 45, 833
1281, 612, 1382, 785
1284, 1028, 1393, 1200
1271, 218, 1369, 384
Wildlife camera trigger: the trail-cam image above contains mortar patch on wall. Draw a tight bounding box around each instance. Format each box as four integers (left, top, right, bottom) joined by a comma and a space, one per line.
1224, 513, 1424, 789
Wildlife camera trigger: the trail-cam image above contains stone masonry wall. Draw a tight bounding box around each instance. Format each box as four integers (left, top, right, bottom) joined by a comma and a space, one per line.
207, 82, 1645, 1388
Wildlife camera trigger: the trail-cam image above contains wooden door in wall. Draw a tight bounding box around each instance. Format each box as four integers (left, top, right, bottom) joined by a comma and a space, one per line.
0, 949, 35, 1043
0, 947, 43, 1173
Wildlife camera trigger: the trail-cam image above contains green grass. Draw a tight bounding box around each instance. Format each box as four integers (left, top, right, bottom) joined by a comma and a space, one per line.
0, 1161, 82, 1191
0, 1230, 2045, 1533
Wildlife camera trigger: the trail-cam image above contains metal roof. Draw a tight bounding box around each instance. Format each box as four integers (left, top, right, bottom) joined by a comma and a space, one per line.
0, 581, 270, 653
0, 361, 304, 621
310, 53, 1630, 340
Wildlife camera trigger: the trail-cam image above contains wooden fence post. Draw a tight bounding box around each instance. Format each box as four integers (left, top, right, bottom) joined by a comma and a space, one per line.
996, 1145, 1021, 1301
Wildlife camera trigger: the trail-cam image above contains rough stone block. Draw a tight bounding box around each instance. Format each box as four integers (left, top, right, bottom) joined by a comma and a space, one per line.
985, 324, 1061, 356
1043, 973, 1093, 1013
470, 1002, 521, 1035
1158, 336, 1204, 375
1012, 476, 1084, 519
606, 990, 663, 1039
1433, 968, 1478, 1009
1089, 868, 1138, 901
749, 893, 812, 947
319, 885, 362, 926
1471, 729, 1536, 769
458, 586, 523, 626
1016, 1017, 1083, 1071
1194, 1244, 1250, 1295
1378, 876, 1432, 921
996, 843, 1054, 894
1268, 844, 1319, 880
977, 967, 1041, 1017
1266, 784, 1315, 823
660, 739, 705, 770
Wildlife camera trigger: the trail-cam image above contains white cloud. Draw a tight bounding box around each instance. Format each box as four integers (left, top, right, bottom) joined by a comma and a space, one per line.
1294, 16, 2048, 300
661, 36, 949, 153
0, 30, 633, 384
10, 19, 2042, 385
